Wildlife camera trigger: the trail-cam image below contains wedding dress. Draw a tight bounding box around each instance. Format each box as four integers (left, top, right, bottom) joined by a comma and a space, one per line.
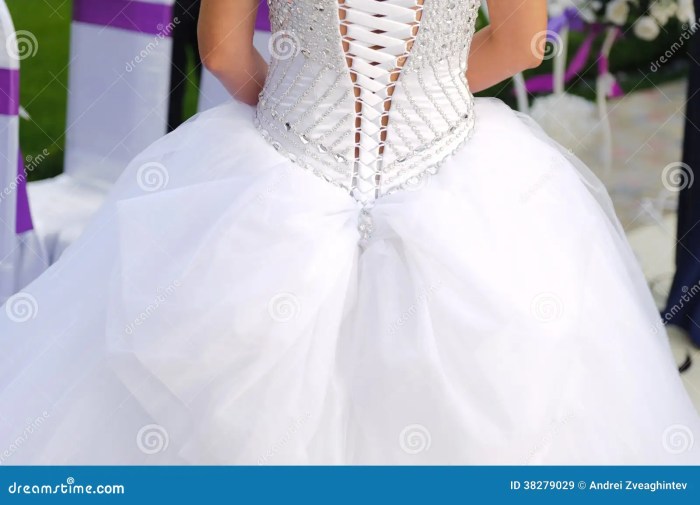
1, 0, 699, 465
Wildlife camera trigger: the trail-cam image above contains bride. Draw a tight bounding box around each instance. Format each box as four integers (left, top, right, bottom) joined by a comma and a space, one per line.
1, 0, 699, 465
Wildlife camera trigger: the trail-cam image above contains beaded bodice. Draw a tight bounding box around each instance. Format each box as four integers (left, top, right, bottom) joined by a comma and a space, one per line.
255, 0, 480, 212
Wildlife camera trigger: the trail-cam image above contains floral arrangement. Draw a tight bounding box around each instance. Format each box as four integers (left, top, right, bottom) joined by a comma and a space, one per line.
524, 0, 695, 171
549, 0, 695, 40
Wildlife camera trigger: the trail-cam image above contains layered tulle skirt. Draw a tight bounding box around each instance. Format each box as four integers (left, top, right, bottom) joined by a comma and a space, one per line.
1, 98, 699, 464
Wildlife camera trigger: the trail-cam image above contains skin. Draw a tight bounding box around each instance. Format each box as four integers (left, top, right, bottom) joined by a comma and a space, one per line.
467, 0, 548, 92
198, 0, 268, 105
198, 0, 547, 105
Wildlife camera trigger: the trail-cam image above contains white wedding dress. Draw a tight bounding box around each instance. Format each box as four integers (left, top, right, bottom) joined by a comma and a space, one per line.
1, 0, 699, 465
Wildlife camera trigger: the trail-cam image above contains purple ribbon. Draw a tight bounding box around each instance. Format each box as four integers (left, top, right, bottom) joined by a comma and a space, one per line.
524, 8, 625, 97
0, 68, 19, 116
0, 68, 31, 232
524, 28, 599, 94
599, 60, 624, 98
598, 29, 624, 98
73, 0, 173, 36
256, 1, 271, 32
0, 67, 33, 232
16, 152, 33, 234
548, 7, 585, 35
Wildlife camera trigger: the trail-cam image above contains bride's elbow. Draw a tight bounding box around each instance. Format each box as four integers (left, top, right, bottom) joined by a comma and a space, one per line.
507, 49, 544, 75
523, 50, 544, 70
200, 48, 227, 76
523, 36, 546, 69
512, 37, 545, 71
199, 29, 223, 73
495, 32, 545, 74
199, 37, 239, 76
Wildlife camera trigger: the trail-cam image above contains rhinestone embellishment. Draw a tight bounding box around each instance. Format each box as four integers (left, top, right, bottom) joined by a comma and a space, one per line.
256, 0, 481, 242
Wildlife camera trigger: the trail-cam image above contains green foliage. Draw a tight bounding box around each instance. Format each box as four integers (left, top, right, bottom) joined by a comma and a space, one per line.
477, 21, 691, 106
8, 0, 71, 180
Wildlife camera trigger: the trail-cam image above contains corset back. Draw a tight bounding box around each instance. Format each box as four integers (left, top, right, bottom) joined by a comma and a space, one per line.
255, 0, 481, 206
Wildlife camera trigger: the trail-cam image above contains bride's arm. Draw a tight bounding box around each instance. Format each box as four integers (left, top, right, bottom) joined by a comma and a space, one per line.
198, 0, 268, 105
467, 0, 547, 93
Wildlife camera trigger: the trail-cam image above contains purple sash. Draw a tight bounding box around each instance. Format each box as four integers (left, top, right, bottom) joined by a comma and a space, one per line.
0, 68, 19, 116
0, 68, 32, 233
73, 0, 173, 36
256, 1, 270, 32
16, 152, 32, 234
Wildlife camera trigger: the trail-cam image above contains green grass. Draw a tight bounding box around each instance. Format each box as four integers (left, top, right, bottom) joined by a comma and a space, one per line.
7, 0, 71, 180
6, 0, 200, 181
6, 2, 691, 180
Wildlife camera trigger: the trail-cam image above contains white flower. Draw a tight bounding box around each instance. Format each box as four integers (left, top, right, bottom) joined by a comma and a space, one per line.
633, 16, 661, 40
547, 0, 567, 17
605, 0, 630, 26
650, 1, 676, 25
578, 7, 598, 23
677, 0, 696, 23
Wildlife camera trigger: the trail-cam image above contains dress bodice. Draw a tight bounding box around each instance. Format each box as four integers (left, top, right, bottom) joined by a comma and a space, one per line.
256, 0, 481, 213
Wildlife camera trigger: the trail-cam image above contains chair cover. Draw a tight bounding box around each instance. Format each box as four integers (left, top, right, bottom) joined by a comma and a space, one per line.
28, 0, 176, 262
0, 0, 48, 303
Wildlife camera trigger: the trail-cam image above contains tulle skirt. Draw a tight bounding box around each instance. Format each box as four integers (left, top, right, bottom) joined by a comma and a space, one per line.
1, 98, 699, 465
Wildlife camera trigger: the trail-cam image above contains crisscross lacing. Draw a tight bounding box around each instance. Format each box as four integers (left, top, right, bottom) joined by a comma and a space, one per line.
339, 0, 423, 204
256, 0, 480, 244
